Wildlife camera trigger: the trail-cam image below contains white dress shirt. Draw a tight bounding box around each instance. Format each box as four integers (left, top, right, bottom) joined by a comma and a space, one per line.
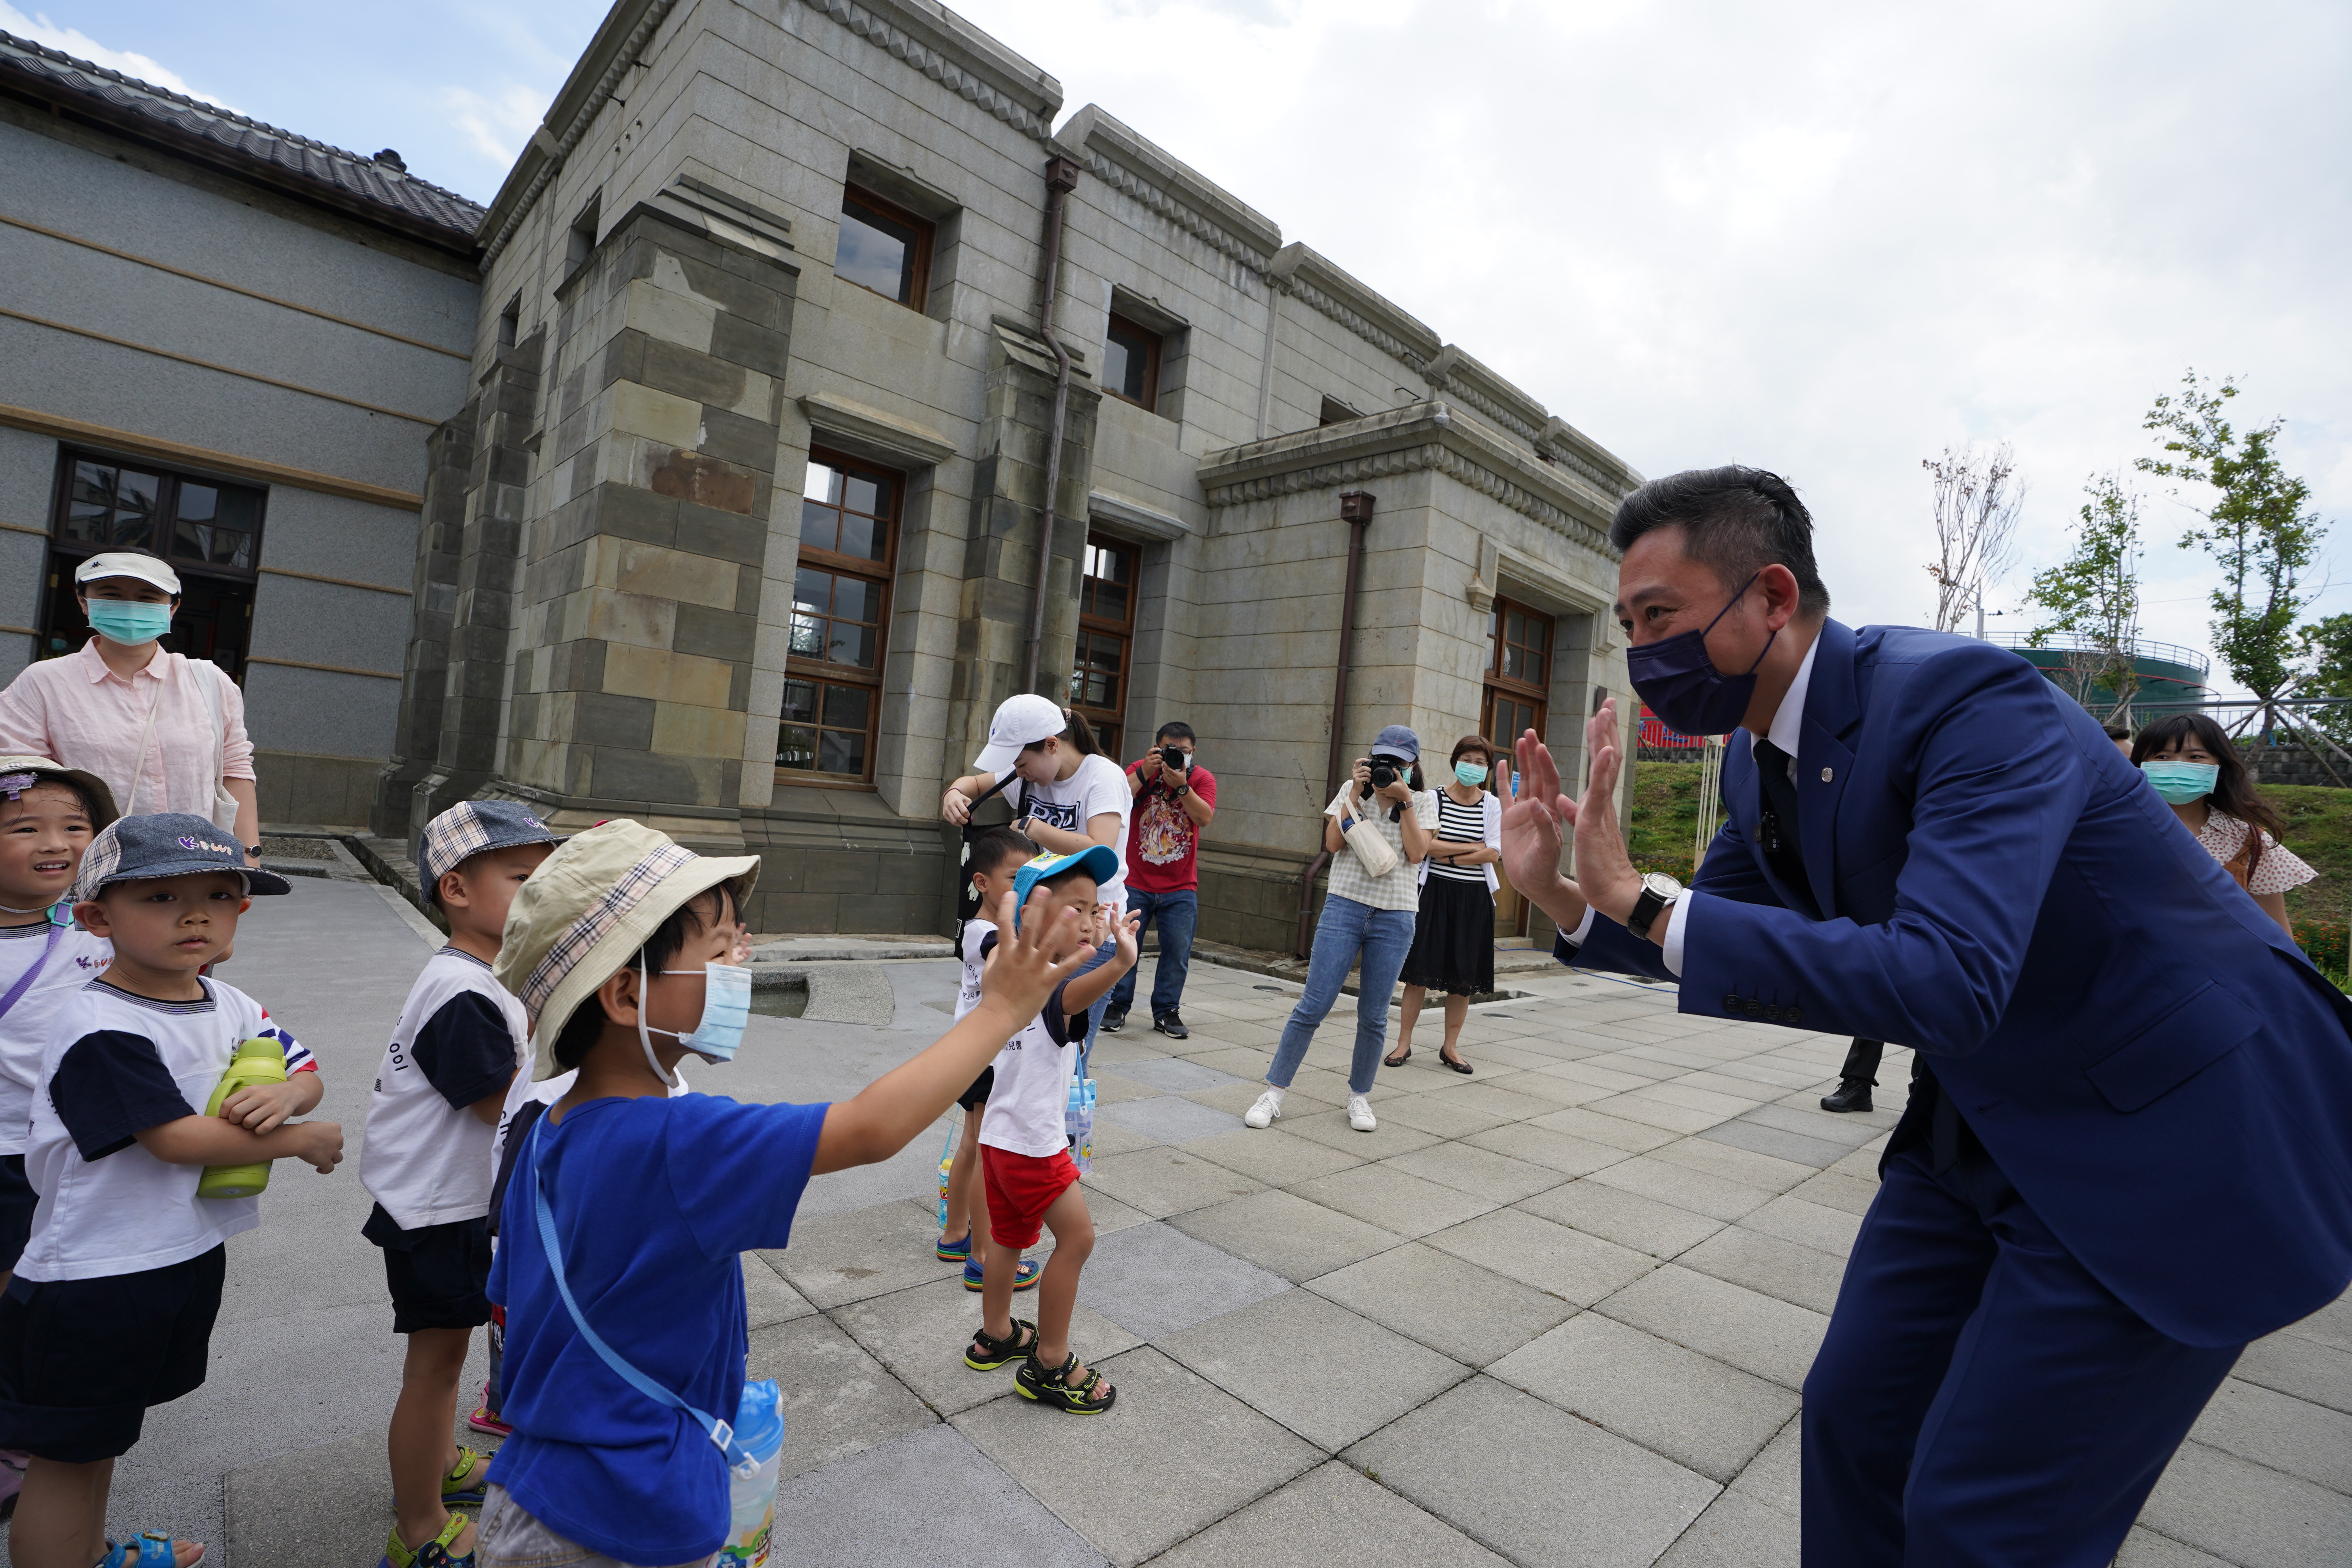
1565, 628, 1823, 976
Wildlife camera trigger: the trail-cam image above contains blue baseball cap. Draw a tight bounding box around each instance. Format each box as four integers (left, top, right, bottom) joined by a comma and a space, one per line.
76, 812, 290, 899
1370, 725, 1421, 763
1009, 844, 1119, 929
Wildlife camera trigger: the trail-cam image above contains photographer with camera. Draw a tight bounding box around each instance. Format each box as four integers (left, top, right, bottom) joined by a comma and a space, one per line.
1244, 726, 1435, 1135
1105, 723, 1217, 1038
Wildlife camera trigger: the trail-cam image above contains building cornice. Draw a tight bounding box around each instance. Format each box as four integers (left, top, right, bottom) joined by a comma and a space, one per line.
1056, 105, 1281, 269
1266, 243, 1443, 370
1421, 345, 1546, 445
814, 0, 1063, 141
1198, 401, 1621, 558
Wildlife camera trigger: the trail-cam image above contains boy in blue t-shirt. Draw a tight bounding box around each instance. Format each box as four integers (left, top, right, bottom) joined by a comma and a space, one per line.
479, 819, 1089, 1567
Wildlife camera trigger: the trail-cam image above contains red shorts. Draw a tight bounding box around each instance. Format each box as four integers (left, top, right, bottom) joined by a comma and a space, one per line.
980, 1145, 1080, 1250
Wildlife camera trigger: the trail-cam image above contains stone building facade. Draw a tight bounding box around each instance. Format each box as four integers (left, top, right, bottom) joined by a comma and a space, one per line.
372, 0, 1643, 948
0, 33, 481, 824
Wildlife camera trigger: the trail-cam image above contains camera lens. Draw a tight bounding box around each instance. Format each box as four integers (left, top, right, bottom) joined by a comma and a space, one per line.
1161, 746, 1186, 771
1369, 762, 1397, 788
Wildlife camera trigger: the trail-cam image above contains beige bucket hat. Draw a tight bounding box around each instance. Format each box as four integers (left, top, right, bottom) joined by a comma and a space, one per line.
491, 818, 759, 1080
0, 755, 120, 831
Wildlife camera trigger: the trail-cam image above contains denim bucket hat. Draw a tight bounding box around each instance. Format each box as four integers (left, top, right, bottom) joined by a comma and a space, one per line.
76, 812, 290, 900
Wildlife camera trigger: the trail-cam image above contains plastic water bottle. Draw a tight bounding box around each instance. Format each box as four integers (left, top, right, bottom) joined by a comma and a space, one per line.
720, 1379, 786, 1566
1064, 1071, 1096, 1175
197, 1039, 286, 1199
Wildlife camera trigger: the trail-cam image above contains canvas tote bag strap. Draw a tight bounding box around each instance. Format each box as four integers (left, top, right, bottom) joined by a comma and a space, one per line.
124, 673, 165, 818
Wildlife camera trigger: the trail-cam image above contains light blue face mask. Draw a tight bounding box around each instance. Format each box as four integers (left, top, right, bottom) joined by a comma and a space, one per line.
635, 955, 753, 1083
1454, 761, 1489, 787
85, 599, 172, 646
2141, 760, 2220, 805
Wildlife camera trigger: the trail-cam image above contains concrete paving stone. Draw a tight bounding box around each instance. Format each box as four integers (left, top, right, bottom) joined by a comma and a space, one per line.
1082, 1145, 1269, 1218
1079, 1220, 1293, 1340
1305, 1240, 1581, 1368
1380, 1141, 1566, 1204
1723, 1415, 1802, 1515
1587, 1155, 1778, 1223
1623, 1047, 1745, 1073
1088, 1034, 1174, 1066
1671, 1069, 1794, 1102
1830, 1142, 1891, 1180
1529, 1106, 1683, 1153
953, 1346, 1322, 1568
1651, 1132, 1818, 1193
1416, 1080, 1560, 1123
1459, 1040, 1565, 1072
1698, 1117, 1853, 1169
1102, 1093, 1249, 1144
1080, 1186, 1156, 1235
1627, 1081, 1766, 1119
744, 1250, 818, 1328
1583, 1093, 1736, 1136
1179, 1044, 1278, 1079
2139, 1439, 2352, 1568
1344, 1376, 1720, 1568
1183, 1077, 1316, 1120
1595, 1265, 1832, 1391
224, 1432, 392, 1568
2281, 1293, 2352, 1356
1291, 1161, 1504, 1239
769, 1422, 1112, 1567
1462, 1121, 1635, 1177
1739, 1194, 1865, 1259
1790, 1169, 1883, 1216
1158, 1287, 1472, 1450
2113, 1528, 2239, 1566
829, 1274, 1144, 1417
1141, 1458, 1512, 1568
1576, 1052, 1689, 1083
1653, 1491, 1801, 1567
1706, 1058, 1839, 1092
1115, 1055, 1247, 1093
1091, 1118, 1168, 1156
1093, 1070, 1167, 1106
1169, 1188, 1406, 1283
1531, 1059, 1663, 1094
747, 1312, 939, 1481
1743, 1101, 1887, 1148
1679, 1226, 1852, 1316
1771, 1085, 1905, 1127
1376, 1091, 1514, 1140
2187, 1376, 2352, 1493
1381, 1057, 1486, 1097
1516, 1178, 1726, 1258
1489, 1313, 1799, 1483
1184, 1125, 1367, 1186
2233, 1327, 2352, 1415
1287, 1063, 1364, 1104
1283, 1105, 1444, 1160
1486, 1069, 1618, 1109
764, 1196, 947, 1307
1424, 1208, 1660, 1306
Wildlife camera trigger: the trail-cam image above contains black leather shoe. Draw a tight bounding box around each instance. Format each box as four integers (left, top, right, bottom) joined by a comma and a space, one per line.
1101, 1012, 1127, 1033
1820, 1079, 1873, 1114
1154, 1012, 1189, 1040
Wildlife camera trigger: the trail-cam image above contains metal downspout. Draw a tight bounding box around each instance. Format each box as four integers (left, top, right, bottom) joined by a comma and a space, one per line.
1022, 155, 1083, 695
1296, 490, 1376, 956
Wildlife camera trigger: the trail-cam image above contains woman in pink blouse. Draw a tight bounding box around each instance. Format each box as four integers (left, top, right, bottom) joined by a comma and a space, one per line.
2131, 714, 2313, 938
0, 551, 258, 858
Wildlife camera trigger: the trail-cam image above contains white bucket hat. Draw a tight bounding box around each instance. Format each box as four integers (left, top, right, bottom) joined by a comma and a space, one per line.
491, 818, 759, 1080
973, 693, 1069, 775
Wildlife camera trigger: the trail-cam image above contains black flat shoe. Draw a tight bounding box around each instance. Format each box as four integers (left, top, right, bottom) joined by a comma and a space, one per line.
1440, 1051, 1472, 1074
1820, 1079, 1873, 1113
1383, 1047, 1412, 1067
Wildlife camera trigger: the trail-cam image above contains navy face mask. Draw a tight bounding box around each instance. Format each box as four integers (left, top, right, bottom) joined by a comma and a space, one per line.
1626, 571, 1777, 738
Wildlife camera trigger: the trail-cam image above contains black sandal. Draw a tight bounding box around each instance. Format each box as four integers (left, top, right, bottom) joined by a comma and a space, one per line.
1383, 1046, 1412, 1067
1440, 1049, 1472, 1074
964, 1319, 1038, 1371
1016, 1350, 1116, 1413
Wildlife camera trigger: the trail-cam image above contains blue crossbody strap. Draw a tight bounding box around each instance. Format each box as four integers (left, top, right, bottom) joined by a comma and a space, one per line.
526, 1118, 758, 1477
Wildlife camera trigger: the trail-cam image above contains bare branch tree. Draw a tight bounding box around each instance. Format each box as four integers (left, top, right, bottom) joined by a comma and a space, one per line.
1922, 443, 2027, 633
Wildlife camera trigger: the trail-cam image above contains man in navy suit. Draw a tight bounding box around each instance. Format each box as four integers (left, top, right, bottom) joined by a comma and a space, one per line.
1498, 466, 2352, 1567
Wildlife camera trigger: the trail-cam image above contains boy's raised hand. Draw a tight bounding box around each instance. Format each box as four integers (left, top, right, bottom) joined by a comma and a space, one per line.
975, 886, 1089, 1026
1107, 904, 1143, 969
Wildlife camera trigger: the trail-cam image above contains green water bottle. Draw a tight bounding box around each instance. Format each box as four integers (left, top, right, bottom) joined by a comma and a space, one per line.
197, 1039, 287, 1199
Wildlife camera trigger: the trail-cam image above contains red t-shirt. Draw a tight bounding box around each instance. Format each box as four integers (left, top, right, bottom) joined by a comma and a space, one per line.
1123, 759, 1217, 894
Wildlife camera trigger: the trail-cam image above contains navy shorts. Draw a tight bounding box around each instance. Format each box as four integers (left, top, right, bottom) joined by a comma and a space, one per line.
364, 1204, 492, 1334
0, 1244, 225, 1462
0, 1155, 36, 1274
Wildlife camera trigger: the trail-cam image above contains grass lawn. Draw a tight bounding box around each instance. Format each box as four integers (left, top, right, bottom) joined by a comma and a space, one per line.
1628, 758, 1711, 876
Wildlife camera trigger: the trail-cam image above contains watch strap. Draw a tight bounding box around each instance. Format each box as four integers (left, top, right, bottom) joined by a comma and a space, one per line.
1628, 883, 1672, 941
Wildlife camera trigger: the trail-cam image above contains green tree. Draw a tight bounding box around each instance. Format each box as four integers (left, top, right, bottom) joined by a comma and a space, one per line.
2295, 614, 2352, 739
2139, 370, 2327, 739
2024, 474, 2141, 720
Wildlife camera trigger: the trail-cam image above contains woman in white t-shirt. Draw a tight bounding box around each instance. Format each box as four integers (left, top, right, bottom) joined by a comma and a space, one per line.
943, 695, 1132, 1049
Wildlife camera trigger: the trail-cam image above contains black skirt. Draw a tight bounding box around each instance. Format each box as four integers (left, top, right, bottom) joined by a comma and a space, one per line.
1401, 874, 1495, 996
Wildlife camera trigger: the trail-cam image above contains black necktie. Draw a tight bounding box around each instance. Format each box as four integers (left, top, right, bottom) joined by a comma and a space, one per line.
1752, 739, 1817, 918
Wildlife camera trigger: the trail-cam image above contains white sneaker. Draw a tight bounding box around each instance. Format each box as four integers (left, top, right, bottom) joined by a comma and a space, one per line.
1244, 1088, 1284, 1129
1348, 1094, 1377, 1132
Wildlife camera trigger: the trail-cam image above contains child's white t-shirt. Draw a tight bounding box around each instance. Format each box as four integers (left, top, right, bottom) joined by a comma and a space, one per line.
0, 921, 112, 1155
965, 926, 1078, 1159
954, 918, 988, 1022
1011, 754, 1133, 907
363, 946, 528, 1231
20, 975, 313, 1281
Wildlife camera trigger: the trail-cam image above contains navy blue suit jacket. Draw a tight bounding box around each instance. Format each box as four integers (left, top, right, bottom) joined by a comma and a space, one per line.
1566, 619, 2352, 1346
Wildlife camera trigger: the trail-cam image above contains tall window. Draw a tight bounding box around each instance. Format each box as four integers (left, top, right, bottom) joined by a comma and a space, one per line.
44, 452, 264, 677
780, 450, 898, 783
1070, 534, 1136, 759
1482, 596, 1553, 936
835, 185, 933, 308
1101, 313, 1161, 412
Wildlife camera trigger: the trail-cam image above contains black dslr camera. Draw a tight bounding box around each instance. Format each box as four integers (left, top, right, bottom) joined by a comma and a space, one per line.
1368, 759, 1398, 789
1160, 745, 1189, 775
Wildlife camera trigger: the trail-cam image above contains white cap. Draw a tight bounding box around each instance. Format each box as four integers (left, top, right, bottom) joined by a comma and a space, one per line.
74, 551, 180, 595
973, 693, 1069, 774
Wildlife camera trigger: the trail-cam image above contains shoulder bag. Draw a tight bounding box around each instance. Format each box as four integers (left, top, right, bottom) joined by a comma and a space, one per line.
1337, 787, 1399, 880
192, 660, 243, 833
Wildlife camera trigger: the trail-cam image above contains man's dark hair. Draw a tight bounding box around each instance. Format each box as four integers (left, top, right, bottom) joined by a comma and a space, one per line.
550, 878, 749, 1071
965, 826, 1039, 884
1609, 466, 1830, 618
2102, 724, 2132, 743
1154, 721, 1196, 745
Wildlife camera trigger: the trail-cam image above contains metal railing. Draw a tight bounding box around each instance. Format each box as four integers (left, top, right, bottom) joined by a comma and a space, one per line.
1985, 630, 2210, 676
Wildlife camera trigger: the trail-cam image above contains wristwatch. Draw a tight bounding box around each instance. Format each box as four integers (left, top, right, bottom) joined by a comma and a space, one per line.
1627, 871, 1683, 941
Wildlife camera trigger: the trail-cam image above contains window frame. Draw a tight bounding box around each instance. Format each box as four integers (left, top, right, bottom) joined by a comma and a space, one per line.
1070, 532, 1139, 760
836, 184, 935, 310
1101, 312, 1163, 414
1482, 595, 1554, 938
777, 446, 902, 789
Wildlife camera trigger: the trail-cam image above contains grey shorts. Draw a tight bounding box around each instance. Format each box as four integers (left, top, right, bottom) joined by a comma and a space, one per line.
477, 1485, 715, 1568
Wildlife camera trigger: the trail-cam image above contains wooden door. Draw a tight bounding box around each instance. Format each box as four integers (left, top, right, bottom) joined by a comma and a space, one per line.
1482, 599, 1553, 938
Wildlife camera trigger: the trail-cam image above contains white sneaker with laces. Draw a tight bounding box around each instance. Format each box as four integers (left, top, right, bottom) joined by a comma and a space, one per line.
1348, 1094, 1377, 1132
1244, 1088, 1284, 1129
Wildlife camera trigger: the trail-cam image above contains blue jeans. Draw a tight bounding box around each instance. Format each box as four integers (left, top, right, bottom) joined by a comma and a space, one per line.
1265, 895, 1417, 1096
1071, 936, 1117, 1057
1107, 888, 1198, 1020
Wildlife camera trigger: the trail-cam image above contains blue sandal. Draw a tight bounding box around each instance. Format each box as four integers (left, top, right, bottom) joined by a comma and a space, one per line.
964, 1257, 1042, 1292
936, 1232, 971, 1262
100, 1534, 191, 1568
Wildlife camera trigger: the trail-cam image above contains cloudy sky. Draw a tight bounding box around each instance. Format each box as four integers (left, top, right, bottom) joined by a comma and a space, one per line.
10, 0, 2344, 694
